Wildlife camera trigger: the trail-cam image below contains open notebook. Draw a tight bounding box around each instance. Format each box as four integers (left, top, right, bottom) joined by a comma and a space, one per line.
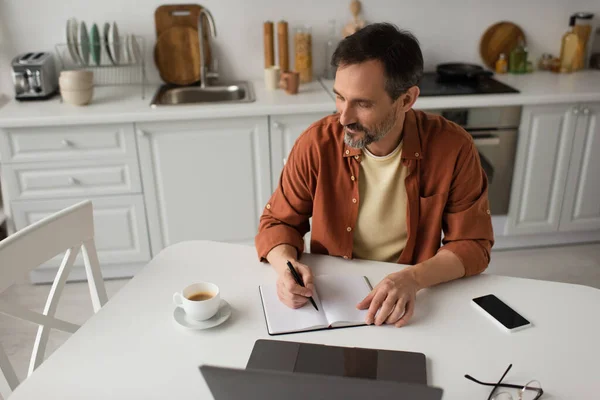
259, 275, 373, 335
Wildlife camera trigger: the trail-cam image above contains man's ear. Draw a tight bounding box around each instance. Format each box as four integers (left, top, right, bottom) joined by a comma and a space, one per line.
399, 86, 420, 111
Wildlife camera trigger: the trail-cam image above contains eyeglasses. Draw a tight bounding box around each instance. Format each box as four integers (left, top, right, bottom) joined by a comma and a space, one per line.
465, 364, 543, 400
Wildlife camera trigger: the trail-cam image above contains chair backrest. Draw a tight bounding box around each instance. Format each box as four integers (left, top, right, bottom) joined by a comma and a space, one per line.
0, 200, 108, 397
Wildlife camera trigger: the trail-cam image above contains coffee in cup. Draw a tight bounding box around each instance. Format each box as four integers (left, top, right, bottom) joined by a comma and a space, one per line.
173, 282, 221, 321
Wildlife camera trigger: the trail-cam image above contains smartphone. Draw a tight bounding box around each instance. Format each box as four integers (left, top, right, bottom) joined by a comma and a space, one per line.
472, 294, 531, 333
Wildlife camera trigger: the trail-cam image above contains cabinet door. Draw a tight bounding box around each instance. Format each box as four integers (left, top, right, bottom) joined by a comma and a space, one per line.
269, 113, 331, 188
136, 117, 271, 254
559, 103, 600, 231
11, 195, 151, 268
505, 104, 578, 235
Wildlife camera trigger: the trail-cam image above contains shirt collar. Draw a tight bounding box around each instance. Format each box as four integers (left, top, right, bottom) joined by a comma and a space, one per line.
342, 109, 423, 160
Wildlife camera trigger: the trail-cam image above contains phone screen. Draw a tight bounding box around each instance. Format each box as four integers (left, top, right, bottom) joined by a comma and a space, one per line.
472, 294, 530, 329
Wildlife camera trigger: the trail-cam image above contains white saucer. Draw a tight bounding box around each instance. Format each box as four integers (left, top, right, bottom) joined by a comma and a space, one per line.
173, 300, 231, 330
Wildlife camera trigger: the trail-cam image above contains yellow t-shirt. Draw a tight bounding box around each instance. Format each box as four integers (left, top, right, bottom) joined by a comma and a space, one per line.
353, 141, 408, 262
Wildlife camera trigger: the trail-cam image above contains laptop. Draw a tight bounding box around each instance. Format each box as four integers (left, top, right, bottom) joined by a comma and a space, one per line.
200, 365, 443, 400
246, 339, 428, 385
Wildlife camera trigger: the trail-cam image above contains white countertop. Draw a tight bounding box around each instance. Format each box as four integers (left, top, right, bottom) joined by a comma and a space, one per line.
0, 80, 334, 128
320, 70, 600, 109
1, 71, 599, 128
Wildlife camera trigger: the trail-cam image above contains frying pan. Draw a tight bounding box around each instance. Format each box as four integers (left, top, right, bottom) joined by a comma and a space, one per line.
436, 63, 494, 80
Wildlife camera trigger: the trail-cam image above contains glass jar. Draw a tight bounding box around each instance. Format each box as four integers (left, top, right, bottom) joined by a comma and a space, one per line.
294, 26, 313, 83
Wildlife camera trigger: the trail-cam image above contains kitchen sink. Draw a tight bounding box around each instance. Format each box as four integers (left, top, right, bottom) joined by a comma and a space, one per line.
150, 82, 255, 107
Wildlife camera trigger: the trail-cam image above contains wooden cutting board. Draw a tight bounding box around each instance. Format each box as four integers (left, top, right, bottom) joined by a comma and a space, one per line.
154, 26, 200, 85
479, 21, 526, 69
154, 4, 212, 85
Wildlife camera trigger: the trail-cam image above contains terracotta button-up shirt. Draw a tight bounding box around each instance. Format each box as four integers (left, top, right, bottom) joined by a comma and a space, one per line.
255, 109, 494, 276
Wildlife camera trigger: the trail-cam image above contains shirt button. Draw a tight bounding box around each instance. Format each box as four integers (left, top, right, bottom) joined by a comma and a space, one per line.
345, 150, 350, 155
415, 152, 420, 157
266, 204, 271, 209
351, 175, 355, 181
486, 209, 491, 215
352, 198, 357, 203
354, 155, 360, 160
347, 227, 352, 232
343, 256, 348, 260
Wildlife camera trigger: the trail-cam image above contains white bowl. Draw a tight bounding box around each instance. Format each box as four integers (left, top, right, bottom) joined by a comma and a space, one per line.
60, 70, 93, 81
61, 87, 93, 106
59, 77, 93, 91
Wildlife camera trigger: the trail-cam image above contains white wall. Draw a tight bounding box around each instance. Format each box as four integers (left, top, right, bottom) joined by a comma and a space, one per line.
0, 0, 598, 95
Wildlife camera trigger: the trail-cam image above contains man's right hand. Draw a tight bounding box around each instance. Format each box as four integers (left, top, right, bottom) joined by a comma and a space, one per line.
266, 245, 314, 309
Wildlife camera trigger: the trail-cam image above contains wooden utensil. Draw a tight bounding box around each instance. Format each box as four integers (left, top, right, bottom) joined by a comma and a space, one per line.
154, 26, 200, 85
264, 21, 274, 68
277, 21, 289, 72
154, 4, 212, 85
479, 21, 526, 69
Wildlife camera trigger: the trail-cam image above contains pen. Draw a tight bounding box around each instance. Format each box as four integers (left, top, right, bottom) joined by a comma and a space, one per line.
286, 261, 319, 311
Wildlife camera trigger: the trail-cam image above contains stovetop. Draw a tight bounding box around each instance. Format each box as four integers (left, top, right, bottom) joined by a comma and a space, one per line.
418, 72, 519, 97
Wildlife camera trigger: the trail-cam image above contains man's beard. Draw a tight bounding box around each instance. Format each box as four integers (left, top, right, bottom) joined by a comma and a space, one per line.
343, 108, 398, 149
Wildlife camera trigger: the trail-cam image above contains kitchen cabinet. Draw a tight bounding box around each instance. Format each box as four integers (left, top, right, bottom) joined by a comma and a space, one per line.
269, 113, 332, 186
559, 103, 600, 231
506, 102, 600, 235
136, 117, 272, 254
11, 195, 151, 282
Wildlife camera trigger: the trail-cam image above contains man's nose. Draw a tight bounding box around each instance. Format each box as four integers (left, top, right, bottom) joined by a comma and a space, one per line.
339, 105, 356, 127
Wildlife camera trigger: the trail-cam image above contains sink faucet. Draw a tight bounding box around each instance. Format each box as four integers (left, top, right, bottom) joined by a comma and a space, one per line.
198, 8, 217, 88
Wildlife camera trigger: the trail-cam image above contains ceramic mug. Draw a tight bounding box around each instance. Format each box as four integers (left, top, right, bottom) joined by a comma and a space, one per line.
279, 71, 300, 95
264, 66, 281, 91
173, 282, 221, 321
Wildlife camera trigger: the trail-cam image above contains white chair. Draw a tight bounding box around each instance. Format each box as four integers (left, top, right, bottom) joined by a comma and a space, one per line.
0, 200, 108, 397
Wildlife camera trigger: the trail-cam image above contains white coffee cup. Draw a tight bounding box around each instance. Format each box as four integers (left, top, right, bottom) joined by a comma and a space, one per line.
264, 66, 280, 91
173, 282, 221, 321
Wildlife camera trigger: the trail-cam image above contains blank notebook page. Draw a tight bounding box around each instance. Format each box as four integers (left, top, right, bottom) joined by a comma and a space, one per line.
259, 284, 327, 334
315, 275, 371, 325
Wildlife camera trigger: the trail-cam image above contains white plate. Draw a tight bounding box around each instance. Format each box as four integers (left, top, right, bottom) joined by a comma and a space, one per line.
173, 300, 231, 330
103, 22, 115, 65
123, 34, 131, 64
66, 18, 79, 65
130, 35, 141, 64
109, 22, 121, 65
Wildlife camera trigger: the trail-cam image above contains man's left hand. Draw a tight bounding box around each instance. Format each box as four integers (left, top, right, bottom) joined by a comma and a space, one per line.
356, 270, 419, 327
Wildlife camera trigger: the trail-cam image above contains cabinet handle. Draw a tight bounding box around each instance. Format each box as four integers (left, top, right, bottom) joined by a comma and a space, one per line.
272, 121, 282, 130
137, 130, 146, 137
68, 177, 79, 185
62, 139, 73, 147
583, 108, 590, 115
573, 107, 580, 115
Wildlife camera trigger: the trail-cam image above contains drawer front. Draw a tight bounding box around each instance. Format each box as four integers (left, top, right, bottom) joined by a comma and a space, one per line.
0, 123, 137, 162
3, 159, 142, 200
11, 195, 151, 268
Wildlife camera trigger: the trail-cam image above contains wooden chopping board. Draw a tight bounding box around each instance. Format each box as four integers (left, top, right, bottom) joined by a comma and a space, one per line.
154, 26, 200, 85
154, 4, 212, 85
479, 21, 526, 69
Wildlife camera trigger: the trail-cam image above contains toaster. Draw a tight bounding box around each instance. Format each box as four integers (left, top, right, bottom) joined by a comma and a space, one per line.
11, 52, 59, 100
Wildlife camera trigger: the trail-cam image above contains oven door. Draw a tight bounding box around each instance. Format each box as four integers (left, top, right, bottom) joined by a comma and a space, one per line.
469, 129, 518, 215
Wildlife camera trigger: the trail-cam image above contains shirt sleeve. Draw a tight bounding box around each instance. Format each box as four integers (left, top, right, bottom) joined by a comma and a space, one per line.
254, 133, 316, 261
438, 141, 494, 276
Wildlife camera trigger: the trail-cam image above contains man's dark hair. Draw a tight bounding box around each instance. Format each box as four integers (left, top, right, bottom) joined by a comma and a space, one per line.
331, 23, 423, 101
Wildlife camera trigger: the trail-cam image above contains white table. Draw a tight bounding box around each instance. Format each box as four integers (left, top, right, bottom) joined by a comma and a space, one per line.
10, 241, 600, 399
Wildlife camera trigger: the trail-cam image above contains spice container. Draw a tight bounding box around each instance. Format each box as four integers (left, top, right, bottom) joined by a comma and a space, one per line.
294, 26, 313, 83
495, 53, 508, 74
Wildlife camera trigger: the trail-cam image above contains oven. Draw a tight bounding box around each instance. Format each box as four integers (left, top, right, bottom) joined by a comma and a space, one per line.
426, 106, 522, 215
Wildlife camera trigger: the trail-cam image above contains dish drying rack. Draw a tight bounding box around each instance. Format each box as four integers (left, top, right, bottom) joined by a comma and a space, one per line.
55, 35, 147, 99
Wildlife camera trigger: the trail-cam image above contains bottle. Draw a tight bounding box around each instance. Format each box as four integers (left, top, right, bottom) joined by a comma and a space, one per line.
509, 38, 527, 73
294, 25, 313, 83
495, 53, 508, 74
560, 15, 580, 73
571, 12, 594, 71
323, 20, 338, 79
